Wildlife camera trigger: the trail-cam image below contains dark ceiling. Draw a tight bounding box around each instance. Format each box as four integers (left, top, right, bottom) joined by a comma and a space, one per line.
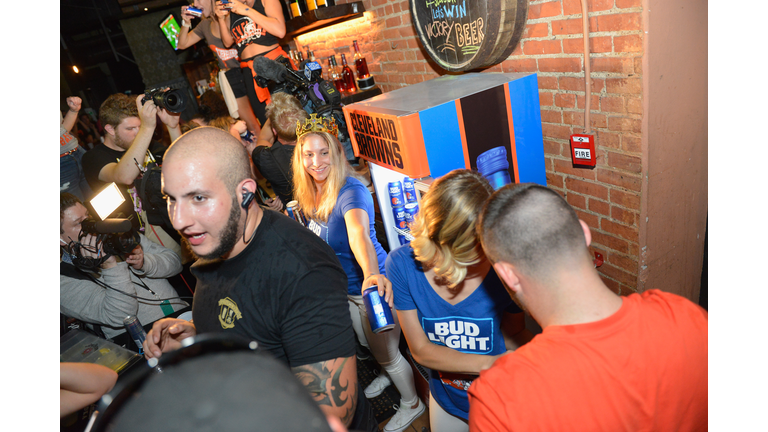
60, 0, 188, 109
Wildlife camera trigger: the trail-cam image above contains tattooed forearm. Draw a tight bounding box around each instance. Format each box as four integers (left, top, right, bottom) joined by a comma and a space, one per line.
292, 356, 357, 426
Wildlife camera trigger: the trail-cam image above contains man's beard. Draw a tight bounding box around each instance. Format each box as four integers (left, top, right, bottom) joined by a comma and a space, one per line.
114, 132, 133, 151
185, 196, 242, 261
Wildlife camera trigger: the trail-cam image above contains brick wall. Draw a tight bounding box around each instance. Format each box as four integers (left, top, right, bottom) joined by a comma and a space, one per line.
293, 0, 644, 294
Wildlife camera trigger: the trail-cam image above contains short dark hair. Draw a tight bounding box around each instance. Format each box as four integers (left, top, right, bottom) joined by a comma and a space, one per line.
99, 93, 139, 129
60, 192, 82, 234
478, 183, 591, 279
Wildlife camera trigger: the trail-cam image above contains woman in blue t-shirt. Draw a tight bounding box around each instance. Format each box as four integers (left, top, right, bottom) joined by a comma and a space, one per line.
385, 169, 532, 432
292, 116, 424, 432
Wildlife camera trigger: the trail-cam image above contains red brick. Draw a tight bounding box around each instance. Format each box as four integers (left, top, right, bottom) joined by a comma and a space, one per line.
601, 96, 626, 114
563, 0, 615, 15
575, 209, 599, 229
606, 77, 642, 95
543, 139, 562, 156
555, 93, 577, 108
616, 0, 642, 9
371, 0, 387, 7
608, 117, 642, 133
559, 77, 604, 93
621, 134, 641, 153
563, 110, 584, 126
591, 57, 635, 74
563, 37, 612, 54
387, 51, 405, 62
595, 13, 643, 32
611, 206, 637, 226
383, 29, 399, 39
392, 2, 401, 12
404, 50, 417, 61
540, 109, 563, 123
538, 76, 559, 90
592, 230, 629, 254
565, 178, 609, 200
546, 172, 565, 189
524, 23, 550, 38
576, 94, 600, 110
528, 1, 563, 19
597, 168, 641, 192
610, 189, 641, 210
589, 113, 608, 129
628, 242, 639, 258
599, 261, 638, 287
398, 26, 416, 38
501, 58, 538, 72
385, 4, 394, 15
407, 38, 420, 49
539, 91, 554, 107
523, 40, 563, 55
614, 34, 643, 53
607, 253, 638, 275
596, 131, 620, 150
633, 56, 643, 74
552, 18, 583, 35
602, 219, 638, 242
539, 57, 582, 73
607, 151, 642, 173
542, 123, 573, 140
589, 198, 611, 216
567, 192, 587, 210
386, 16, 401, 28
626, 97, 642, 115
555, 158, 597, 180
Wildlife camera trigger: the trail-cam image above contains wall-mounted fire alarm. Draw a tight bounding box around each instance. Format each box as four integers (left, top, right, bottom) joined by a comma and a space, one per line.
570, 134, 596, 168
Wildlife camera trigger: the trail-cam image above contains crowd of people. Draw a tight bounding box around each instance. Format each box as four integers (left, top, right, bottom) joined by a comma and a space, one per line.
59, 0, 708, 430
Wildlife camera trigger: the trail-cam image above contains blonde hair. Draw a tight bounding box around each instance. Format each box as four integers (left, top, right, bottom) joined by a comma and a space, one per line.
267, 93, 308, 142
208, 116, 236, 132
410, 169, 494, 287
292, 132, 355, 222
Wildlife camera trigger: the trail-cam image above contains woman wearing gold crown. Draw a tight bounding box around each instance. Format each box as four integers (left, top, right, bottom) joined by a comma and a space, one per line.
292, 114, 425, 432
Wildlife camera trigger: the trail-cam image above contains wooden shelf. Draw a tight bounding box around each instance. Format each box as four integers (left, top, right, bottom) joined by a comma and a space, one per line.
284, 2, 365, 39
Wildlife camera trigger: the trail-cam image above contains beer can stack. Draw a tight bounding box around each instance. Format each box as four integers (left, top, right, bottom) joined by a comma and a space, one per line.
389, 177, 419, 246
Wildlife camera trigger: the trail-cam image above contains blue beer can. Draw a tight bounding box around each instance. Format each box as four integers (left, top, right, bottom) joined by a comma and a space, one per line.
124, 315, 147, 355
362, 286, 395, 333
398, 234, 409, 246
388, 181, 405, 207
392, 206, 408, 231
404, 202, 419, 225
403, 177, 417, 203
286, 200, 305, 227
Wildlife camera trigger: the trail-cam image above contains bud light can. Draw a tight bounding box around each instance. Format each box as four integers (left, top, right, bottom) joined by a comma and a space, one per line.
398, 234, 409, 246
404, 202, 419, 225
362, 286, 395, 333
392, 206, 407, 231
403, 177, 417, 203
388, 181, 404, 207
186, 6, 203, 17
124, 315, 147, 355
286, 200, 305, 227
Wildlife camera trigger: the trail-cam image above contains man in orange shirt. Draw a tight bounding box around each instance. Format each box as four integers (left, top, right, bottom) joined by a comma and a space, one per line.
469, 183, 708, 432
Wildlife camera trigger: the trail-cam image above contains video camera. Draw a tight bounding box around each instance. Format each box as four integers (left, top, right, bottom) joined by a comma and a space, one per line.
67, 184, 141, 272
252, 56, 356, 161
141, 88, 187, 113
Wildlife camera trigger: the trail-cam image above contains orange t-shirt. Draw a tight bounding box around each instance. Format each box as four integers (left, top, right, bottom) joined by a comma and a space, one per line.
467, 290, 708, 432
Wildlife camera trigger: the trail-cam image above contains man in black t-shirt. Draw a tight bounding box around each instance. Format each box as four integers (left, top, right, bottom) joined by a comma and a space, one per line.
82, 93, 183, 256
144, 127, 376, 431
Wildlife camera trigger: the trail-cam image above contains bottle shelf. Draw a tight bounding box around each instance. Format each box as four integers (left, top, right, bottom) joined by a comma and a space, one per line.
284, 2, 366, 40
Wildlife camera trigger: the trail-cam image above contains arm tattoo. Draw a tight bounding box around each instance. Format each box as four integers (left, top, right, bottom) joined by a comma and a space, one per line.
292, 357, 353, 408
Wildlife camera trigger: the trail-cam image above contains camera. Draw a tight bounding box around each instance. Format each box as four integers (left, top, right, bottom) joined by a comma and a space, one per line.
142, 88, 187, 113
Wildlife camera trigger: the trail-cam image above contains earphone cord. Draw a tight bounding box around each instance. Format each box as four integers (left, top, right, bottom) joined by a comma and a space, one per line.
85, 272, 193, 303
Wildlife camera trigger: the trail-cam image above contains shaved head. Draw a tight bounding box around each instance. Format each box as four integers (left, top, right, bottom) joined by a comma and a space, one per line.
478, 183, 591, 282
164, 126, 253, 195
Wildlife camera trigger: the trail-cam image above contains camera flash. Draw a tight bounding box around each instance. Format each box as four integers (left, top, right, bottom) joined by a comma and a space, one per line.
91, 183, 126, 220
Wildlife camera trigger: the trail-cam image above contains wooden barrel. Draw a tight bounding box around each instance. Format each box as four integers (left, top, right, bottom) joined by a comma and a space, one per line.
410, 0, 528, 72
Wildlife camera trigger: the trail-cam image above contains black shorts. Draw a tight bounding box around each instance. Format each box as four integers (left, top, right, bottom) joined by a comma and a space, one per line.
224, 68, 248, 99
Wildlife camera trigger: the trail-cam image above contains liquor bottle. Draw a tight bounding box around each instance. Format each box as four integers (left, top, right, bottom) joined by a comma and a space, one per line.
306, 0, 317, 11
329, 55, 345, 92
340, 53, 356, 92
289, 0, 301, 18
306, 49, 316, 63
352, 40, 370, 79
316, 0, 327, 6
296, 50, 304, 64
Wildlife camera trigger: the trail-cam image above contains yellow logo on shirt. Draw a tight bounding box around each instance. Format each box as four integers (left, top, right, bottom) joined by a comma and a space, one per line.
218, 297, 242, 329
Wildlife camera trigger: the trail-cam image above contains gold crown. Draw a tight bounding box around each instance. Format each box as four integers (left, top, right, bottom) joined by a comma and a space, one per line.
296, 113, 339, 139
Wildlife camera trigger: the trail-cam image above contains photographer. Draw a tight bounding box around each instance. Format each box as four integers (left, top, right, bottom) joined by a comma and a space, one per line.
60, 193, 188, 341
82, 93, 183, 258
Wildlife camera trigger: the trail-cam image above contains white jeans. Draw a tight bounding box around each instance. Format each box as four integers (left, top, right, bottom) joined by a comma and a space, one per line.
348, 295, 418, 405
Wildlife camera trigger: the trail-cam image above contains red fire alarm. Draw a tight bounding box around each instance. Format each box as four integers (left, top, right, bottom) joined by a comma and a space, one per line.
570, 134, 596, 168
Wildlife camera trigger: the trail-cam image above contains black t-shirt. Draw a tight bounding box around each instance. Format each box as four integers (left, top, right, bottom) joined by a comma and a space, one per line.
252, 141, 295, 205
190, 209, 356, 367
229, 1, 280, 58
80, 143, 140, 227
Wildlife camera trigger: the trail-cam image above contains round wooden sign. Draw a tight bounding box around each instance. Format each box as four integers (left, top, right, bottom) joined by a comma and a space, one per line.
410, 0, 528, 72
